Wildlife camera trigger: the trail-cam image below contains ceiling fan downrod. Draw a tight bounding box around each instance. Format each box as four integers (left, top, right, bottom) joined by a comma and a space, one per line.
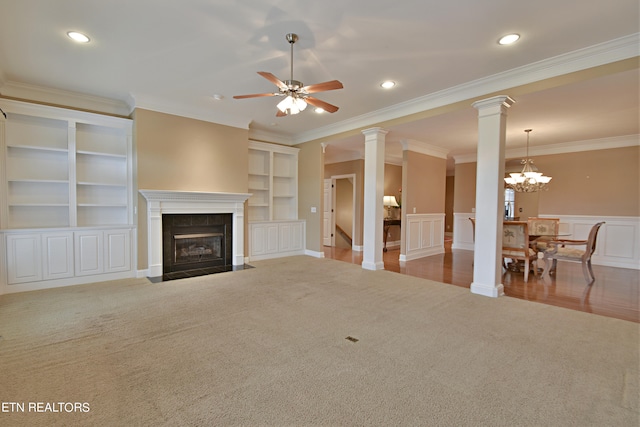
284, 33, 302, 91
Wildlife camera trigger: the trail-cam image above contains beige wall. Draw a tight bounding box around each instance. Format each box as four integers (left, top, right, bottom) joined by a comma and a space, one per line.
297, 141, 324, 254
134, 108, 249, 269
384, 163, 403, 213
453, 162, 477, 213
402, 151, 446, 214
453, 146, 639, 219
535, 146, 639, 216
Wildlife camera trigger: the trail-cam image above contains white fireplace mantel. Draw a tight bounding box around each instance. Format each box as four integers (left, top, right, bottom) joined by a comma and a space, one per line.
139, 190, 251, 277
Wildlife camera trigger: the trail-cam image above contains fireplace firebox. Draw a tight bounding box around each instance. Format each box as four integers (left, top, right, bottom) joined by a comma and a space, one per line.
162, 213, 233, 275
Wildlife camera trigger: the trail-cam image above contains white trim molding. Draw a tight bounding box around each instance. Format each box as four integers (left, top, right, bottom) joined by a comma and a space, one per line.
400, 213, 445, 262
139, 190, 251, 277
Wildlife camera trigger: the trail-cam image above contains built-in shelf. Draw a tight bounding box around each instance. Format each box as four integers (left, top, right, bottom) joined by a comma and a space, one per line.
7, 144, 69, 153
248, 141, 299, 222
1, 99, 133, 230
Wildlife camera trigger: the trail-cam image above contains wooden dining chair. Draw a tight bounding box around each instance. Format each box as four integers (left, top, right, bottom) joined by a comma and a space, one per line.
540, 222, 605, 285
502, 221, 538, 282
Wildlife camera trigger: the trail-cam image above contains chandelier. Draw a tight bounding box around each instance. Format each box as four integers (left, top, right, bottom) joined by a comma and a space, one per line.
504, 129, 552, 192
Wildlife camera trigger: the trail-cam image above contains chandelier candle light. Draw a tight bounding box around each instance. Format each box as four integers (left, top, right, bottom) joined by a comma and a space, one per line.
504, 129, 552, 192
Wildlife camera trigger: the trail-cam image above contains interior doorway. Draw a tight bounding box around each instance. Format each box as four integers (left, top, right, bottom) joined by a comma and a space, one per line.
323, 174, 356, 248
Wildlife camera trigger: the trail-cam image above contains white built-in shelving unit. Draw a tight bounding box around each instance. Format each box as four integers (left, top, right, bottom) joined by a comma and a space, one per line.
248, 140, 299, 221
0, 99, 135, 293
247, 140, 305, 260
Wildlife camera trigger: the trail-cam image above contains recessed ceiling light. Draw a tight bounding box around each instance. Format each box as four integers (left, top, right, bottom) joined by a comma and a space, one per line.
314, 107, 325, 113
67, 31, 90, 43
380, 80, 396, 89
498, 34, 520, 45
212, 94, 224, 101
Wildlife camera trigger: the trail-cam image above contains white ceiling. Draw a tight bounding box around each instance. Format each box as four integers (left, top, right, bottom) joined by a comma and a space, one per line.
0, 0, 638, 169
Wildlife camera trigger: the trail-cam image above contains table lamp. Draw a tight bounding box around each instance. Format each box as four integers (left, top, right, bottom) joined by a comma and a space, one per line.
383, 195, 399, 219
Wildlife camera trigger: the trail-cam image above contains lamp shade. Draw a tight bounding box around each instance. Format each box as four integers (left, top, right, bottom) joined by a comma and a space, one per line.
383, 195, 399, 207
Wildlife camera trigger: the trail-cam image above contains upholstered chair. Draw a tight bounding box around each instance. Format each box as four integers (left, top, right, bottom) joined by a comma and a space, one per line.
527, 217, 560, 251
502, 221, 537, 282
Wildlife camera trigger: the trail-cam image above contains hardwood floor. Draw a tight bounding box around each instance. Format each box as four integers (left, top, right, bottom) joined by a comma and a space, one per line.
323, 243, 640, 323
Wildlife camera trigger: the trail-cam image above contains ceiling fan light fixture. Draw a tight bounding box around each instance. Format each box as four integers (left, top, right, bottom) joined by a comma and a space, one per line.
277, 95, 294, 113
498, 33, 520, 45
277, 95, 307, 115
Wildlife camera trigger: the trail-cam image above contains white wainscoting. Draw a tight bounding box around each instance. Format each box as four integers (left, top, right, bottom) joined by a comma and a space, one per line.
452, 213, 640, 270
400, 214, 445, 262
249, 220, 306, 261
452, 213, 476, 251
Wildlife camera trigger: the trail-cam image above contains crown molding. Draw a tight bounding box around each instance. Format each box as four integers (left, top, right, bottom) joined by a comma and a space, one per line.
248, 128, 295, 145
131, 93, 251, 129
294, 33, 640, 144
324, 148, 364, 165
511, 134, 639, 158
453, 134, 640, 164
0, 81, 132, 116
399, 139, 449, 159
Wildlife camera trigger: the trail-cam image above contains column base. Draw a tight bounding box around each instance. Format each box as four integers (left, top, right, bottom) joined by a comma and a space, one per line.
362, 261, 385, 271
470, 281, 505, 298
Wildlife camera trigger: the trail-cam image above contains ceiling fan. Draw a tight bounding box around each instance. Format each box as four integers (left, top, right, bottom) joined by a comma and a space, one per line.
233, 33, 343, 116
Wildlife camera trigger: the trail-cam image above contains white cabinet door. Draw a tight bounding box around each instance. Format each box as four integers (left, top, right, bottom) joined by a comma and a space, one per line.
250, 223, 279, 257
279, 222, 304, 252
104, 229, 131, 273
6, 234, 42, 284
75, 231, 104, 276
42, 232, 74, 280
249, 220, 305, 260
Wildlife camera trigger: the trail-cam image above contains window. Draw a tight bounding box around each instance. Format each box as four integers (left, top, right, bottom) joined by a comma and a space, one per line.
505, 188, 515, 219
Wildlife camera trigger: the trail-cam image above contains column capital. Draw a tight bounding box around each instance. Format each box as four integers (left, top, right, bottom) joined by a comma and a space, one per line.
361, 127, 388, 138
472, 95, 515, 114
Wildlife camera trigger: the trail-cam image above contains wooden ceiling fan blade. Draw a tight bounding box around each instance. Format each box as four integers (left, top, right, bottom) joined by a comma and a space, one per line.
305, 97, 339, 113
301, 80, 343, 94
258, 71, 287, 90
233, 93, 278, 99
276, 109, 287, 117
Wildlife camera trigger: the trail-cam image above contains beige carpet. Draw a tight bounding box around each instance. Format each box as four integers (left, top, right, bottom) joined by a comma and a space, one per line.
0, 256, 638, 426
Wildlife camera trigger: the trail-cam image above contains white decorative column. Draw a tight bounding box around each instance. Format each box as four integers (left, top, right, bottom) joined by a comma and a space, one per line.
470, 96, 514, 297
361, 127, 388, 270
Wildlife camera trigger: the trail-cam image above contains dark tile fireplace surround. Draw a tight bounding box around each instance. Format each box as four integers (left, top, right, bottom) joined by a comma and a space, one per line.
160, 213, 244, 281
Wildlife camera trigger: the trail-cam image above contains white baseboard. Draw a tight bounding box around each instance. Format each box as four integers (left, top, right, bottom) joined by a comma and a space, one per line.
304, 249, 325, 258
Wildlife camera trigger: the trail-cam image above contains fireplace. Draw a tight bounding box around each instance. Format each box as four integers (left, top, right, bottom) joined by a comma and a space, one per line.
162, 213, 232, 274
139, 190, 251, 279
